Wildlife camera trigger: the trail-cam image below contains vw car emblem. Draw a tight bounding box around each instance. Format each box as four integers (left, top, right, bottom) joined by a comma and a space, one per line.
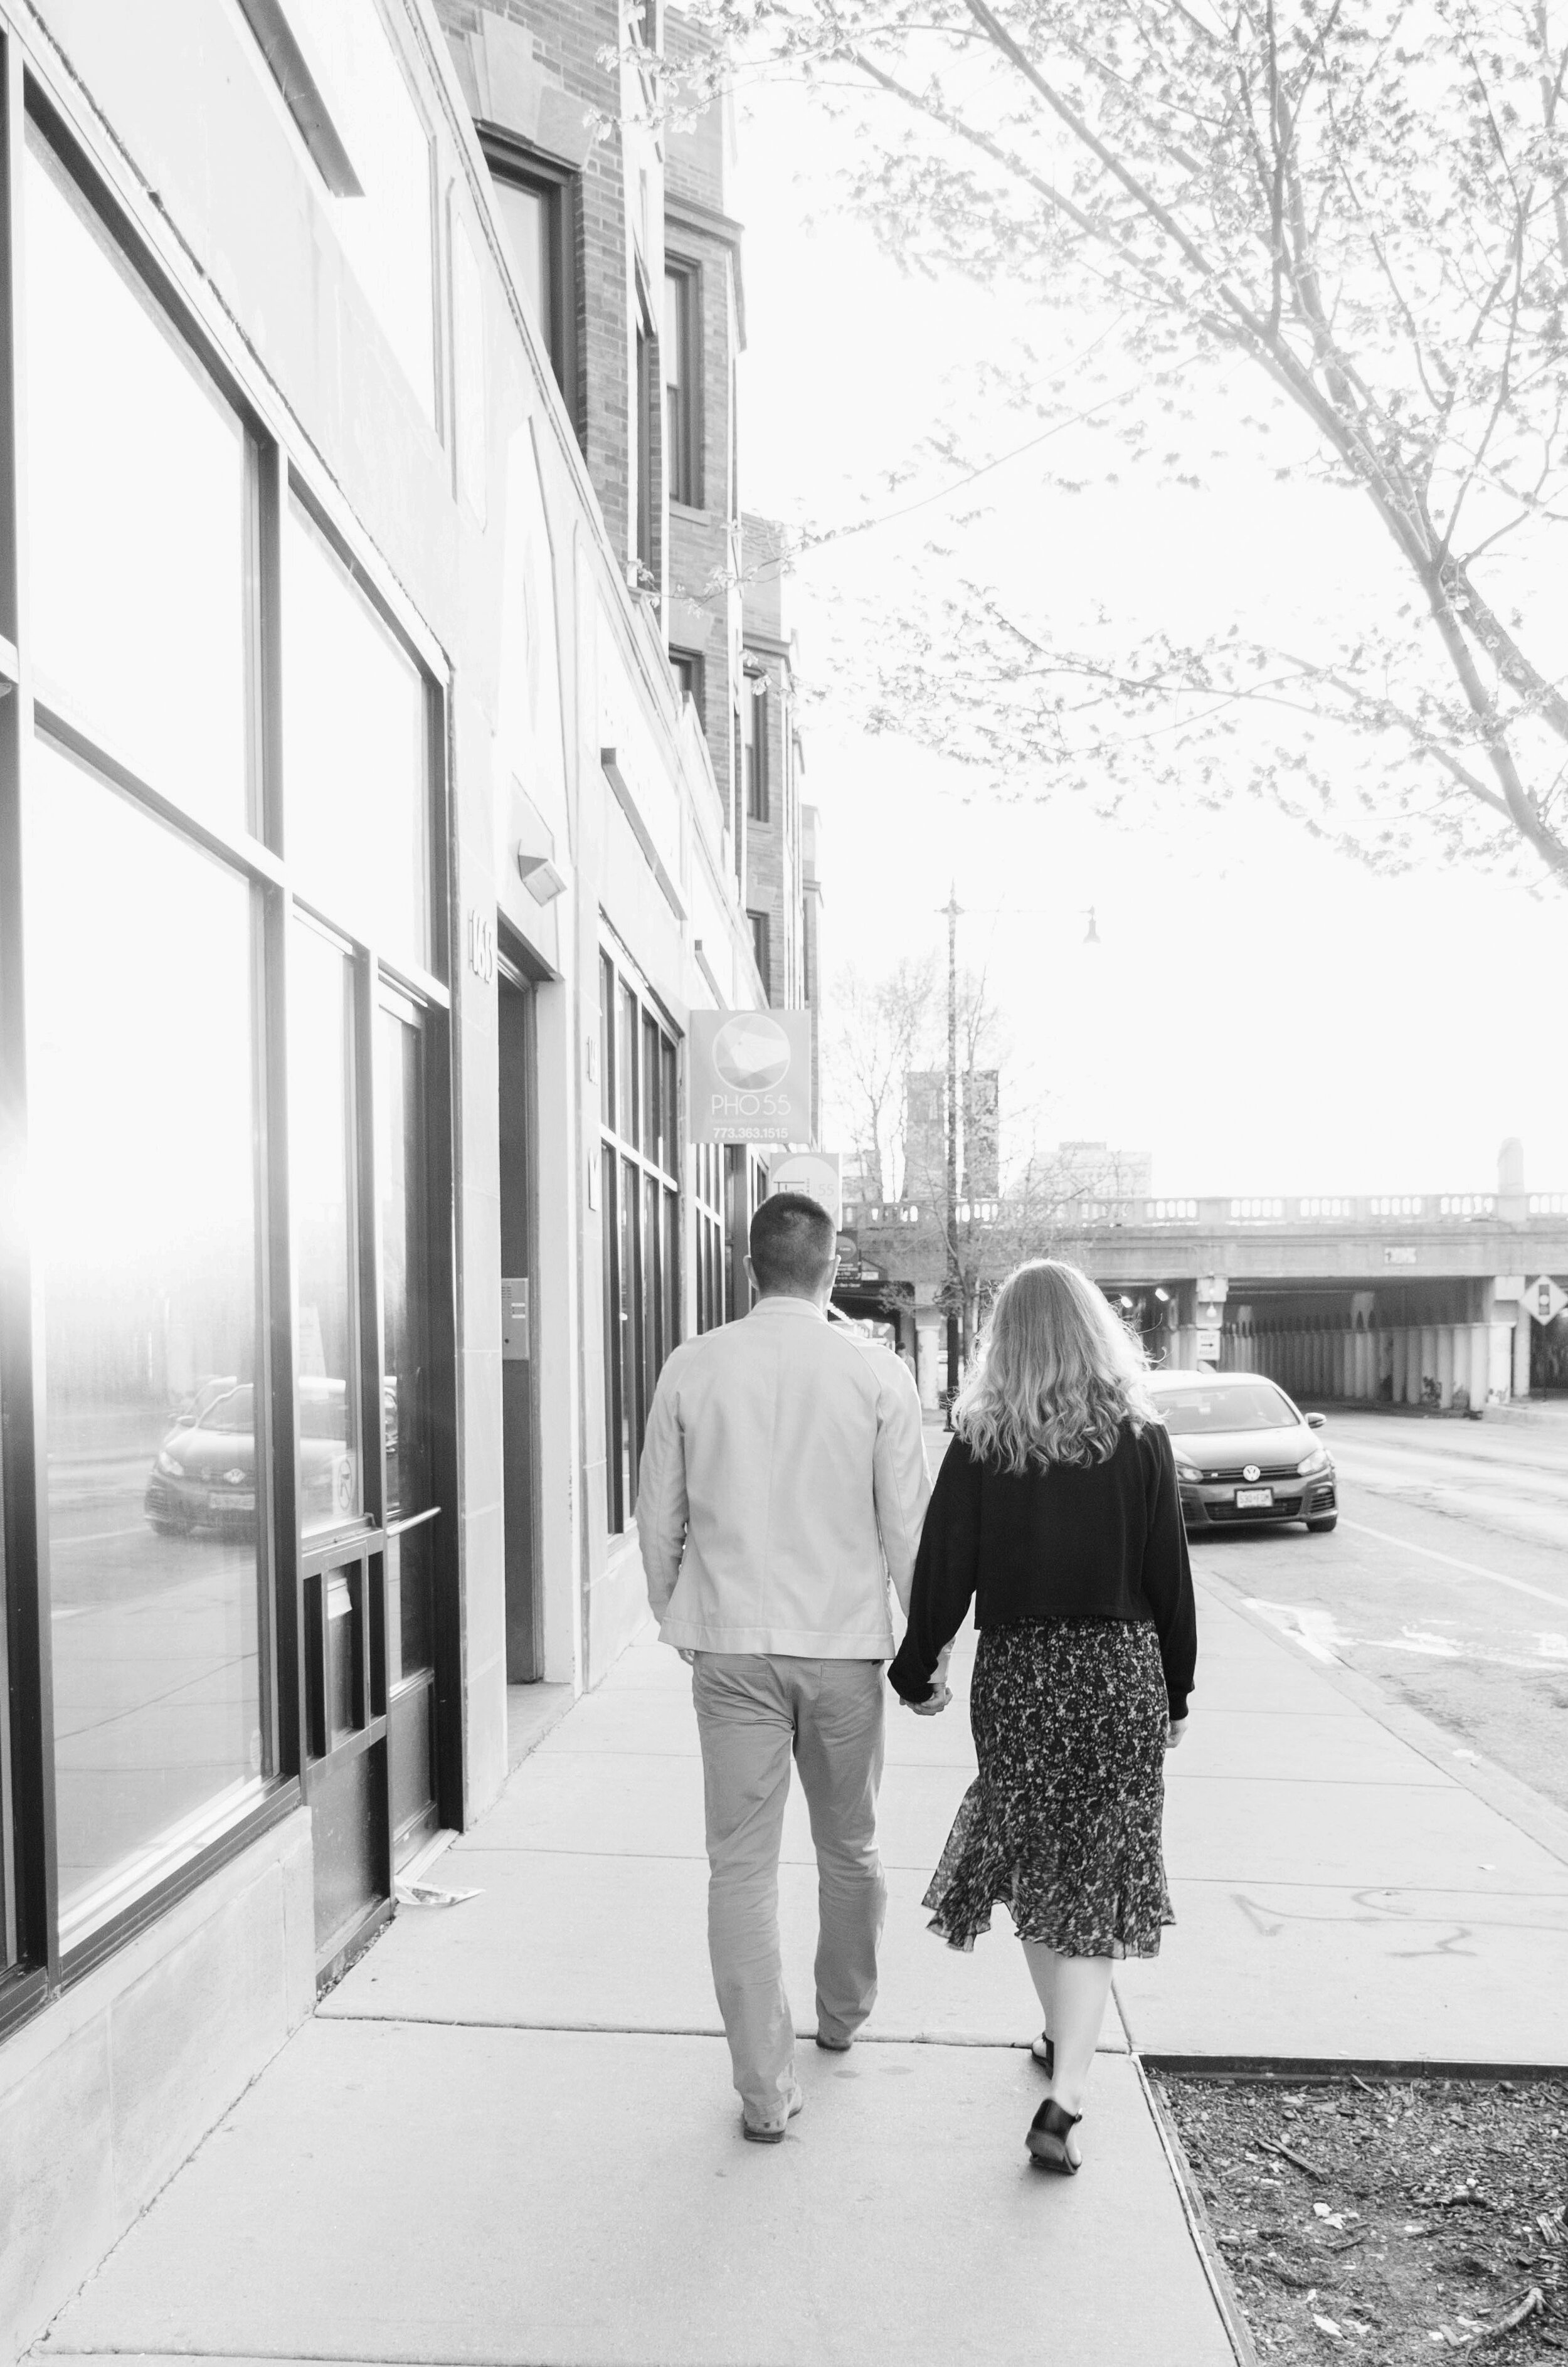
1242, 1463, 1261, 1483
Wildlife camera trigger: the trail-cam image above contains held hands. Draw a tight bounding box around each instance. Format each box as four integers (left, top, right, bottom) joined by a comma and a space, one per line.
904, 1644, 955, 1717
1165, 1717, 1189, 1751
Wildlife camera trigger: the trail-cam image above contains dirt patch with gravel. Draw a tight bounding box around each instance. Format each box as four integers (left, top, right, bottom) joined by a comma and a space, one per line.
1157, 2072, 1567, 2361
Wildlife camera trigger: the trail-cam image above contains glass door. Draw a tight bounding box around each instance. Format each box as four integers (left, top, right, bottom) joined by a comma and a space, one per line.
379, 987, 442, 1866
289, 919, 387, 1967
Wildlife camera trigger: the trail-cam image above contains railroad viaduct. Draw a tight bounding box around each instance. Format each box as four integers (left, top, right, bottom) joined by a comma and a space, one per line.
836, 1157, 1568, 1413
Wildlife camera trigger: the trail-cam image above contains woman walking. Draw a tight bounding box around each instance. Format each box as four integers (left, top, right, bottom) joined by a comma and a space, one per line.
888, 1259, 1195, 2173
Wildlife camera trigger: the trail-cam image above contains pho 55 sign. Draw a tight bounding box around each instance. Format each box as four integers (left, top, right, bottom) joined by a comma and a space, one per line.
689, 1009, 813, 1145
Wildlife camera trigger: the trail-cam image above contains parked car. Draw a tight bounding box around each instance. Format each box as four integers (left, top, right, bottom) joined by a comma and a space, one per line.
1147, 1370, 1337, 1533
144, 1377, 359, 1537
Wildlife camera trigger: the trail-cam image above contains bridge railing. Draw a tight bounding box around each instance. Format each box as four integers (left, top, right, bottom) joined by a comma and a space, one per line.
850, 1192, 1568, 1230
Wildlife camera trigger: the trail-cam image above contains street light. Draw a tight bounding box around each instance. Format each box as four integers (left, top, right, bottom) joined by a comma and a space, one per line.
939, 883, 962, 1429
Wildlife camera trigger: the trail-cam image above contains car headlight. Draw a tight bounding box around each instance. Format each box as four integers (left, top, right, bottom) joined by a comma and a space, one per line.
157, 1451, 184, 1477
1174, 1458, 1203, 1484
1296, 1447, 1330, 1476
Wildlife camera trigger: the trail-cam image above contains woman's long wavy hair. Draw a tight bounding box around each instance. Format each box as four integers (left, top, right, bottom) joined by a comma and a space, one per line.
954, 1259, 1155, 1473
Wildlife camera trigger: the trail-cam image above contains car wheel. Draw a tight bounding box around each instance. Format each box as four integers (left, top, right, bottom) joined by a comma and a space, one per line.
1305, 1515, 1338, 1533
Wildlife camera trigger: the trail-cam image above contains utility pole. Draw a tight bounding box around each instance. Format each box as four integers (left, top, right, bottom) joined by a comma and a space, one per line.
941, 883, 961, 1429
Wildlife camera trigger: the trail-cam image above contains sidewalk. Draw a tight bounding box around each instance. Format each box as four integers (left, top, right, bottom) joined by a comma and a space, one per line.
33, 1559, 1568, 2367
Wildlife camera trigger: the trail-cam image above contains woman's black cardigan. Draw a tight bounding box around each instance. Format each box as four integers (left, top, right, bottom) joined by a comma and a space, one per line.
887, 1417, 1197, 1718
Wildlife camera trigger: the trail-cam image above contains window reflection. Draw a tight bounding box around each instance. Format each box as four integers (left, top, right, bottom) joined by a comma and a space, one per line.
492, 177, 550, 339
288, 924, 363, 1536
283, 502, 428, 967
26, 739, 266, 1946
24, 128, 249, 833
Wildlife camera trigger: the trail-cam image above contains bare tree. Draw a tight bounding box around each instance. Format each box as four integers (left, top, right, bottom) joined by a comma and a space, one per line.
829, 951, 1126, 1358
822, 954, 937, 1197
675, 0, 1568, 887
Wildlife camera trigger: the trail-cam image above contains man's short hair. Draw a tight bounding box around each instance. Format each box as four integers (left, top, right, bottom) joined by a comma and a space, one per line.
750, 1193, 838, 1295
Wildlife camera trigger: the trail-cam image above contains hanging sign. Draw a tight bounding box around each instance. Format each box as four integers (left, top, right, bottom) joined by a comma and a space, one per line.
689, 1009, 814, 1145
766, 1150, 841, 1226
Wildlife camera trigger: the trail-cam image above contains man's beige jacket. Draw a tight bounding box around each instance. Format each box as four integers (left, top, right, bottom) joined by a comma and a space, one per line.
635, 1295, 931, 1658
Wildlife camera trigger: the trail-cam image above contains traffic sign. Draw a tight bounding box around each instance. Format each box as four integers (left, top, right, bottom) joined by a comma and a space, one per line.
1527, 1273, 1567, 1325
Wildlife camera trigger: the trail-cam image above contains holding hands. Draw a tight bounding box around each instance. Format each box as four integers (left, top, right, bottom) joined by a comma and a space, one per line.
904, 1643, 955, 1717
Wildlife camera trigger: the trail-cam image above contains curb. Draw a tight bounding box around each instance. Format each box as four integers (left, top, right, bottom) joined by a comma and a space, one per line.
1142, 2054, 1568, 2083
1136, 2055, 1261, 2367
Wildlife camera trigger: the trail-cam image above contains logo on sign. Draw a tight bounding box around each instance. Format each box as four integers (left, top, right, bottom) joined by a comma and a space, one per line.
712, 1015, 793, 1092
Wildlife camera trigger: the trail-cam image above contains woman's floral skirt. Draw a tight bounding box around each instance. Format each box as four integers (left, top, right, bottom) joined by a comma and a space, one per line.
923, 1618, 1174, 1959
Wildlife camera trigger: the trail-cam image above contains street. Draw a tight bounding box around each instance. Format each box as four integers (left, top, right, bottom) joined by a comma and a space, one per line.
1184, 1407, 1568, 1818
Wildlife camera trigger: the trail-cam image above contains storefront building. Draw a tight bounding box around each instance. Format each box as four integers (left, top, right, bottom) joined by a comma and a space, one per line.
0, 0, 816, 2351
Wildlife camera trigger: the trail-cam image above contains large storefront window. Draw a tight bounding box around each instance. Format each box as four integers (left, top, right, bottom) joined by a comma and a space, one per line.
600, 949, 681, 1532
26, 741, 268, 1947
283, 500, 430, 970
24, 126, 250, 833
0, 93, 452, 2003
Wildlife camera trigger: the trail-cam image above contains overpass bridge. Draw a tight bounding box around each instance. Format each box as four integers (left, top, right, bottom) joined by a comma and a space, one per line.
836, 1183, 1568, 1413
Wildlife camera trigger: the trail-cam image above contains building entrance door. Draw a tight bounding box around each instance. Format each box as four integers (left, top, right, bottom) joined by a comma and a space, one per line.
289, 924, 454, 1976
498, 963, 541, 1681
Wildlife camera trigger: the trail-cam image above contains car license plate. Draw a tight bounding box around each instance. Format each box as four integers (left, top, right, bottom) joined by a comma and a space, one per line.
1235, 1486, 1273, 1508
209, 1490, 255, 1512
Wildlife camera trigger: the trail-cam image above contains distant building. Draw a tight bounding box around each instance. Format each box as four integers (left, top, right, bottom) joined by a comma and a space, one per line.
1052, 1140, 1154, 1200
903, 1071, 947, 1202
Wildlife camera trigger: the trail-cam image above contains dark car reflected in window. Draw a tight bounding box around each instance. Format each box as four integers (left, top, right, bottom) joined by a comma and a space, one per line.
144, 1375, 363, 1535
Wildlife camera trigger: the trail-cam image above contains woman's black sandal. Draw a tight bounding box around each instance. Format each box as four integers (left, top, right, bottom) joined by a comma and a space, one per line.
1030, 2031, 1054, 2075
1027, 2097, 1081, 2173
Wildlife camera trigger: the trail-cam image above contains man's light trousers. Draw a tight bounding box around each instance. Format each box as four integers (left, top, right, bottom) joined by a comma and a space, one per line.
691, 1652, 887, 2131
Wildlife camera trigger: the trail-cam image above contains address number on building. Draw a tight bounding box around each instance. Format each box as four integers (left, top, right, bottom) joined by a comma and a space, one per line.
467, 910, 496, 983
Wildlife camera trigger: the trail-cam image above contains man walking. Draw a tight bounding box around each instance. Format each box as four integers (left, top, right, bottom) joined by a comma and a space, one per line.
635, 1194, 930, 2141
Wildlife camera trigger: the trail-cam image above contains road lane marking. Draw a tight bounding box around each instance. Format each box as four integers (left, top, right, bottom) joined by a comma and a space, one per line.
1339, 1518, 1568, 1612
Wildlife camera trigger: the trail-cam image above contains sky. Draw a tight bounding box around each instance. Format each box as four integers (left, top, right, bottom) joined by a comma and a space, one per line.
728, 82, 1568, 1201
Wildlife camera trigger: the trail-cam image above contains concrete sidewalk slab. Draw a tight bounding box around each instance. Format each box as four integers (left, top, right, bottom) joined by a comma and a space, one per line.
1114, 1572, 1568, 2062
1163, 1770, 1568, 1886
322, 1851, 1128, 2051
38, 2021, 1222, 2367
467, 1745, 980, 1876
534, 1675, 982, 1770
1117, 1875, 1568, 2062
1170, 1708, 1452, 1786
